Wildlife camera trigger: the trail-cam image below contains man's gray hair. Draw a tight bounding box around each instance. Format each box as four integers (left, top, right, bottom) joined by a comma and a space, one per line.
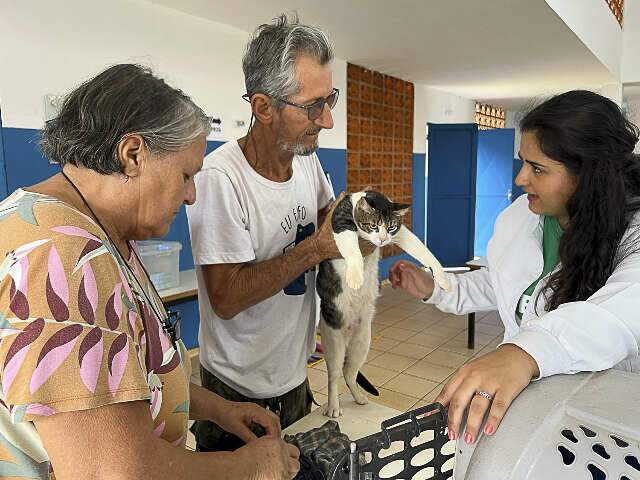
242, 13, 334, 106
40, 64, 211, 174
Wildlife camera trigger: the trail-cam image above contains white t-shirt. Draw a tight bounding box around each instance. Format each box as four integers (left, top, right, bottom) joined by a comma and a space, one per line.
186, 140, 334, 398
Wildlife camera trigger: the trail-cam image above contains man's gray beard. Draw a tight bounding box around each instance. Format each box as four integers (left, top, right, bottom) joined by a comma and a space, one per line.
277, 135, 319, 156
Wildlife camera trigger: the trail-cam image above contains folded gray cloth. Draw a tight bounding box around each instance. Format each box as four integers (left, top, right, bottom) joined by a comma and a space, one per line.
284, 420, 352, 478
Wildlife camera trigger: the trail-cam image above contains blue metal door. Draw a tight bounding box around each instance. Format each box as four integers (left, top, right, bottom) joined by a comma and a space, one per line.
512, 157, 525, 201
474, 128, 515, 257
426, 123, 478, 267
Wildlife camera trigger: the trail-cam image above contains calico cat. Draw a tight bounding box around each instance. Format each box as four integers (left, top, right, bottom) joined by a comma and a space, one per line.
316, 191, 450, 418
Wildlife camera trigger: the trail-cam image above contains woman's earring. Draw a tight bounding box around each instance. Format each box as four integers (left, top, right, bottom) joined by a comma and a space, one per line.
123, 174, 130, 183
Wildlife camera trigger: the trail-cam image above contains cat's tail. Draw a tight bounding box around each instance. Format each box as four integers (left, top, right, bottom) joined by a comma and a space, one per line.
357, 371, 380, 396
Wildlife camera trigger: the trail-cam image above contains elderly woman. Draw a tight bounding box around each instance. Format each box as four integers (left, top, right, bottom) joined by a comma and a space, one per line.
0, 64, 299, 479
391, 90, 640, 445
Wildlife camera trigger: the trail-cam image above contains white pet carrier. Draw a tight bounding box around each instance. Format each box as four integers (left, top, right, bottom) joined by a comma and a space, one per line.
455, 369, 640, 480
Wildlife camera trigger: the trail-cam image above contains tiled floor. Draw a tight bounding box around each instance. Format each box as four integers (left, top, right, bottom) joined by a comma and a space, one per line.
185, 284, 505, 449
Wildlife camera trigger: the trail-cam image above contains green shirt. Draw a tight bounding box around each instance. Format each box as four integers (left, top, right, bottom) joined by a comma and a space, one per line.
516, 216, 564, 322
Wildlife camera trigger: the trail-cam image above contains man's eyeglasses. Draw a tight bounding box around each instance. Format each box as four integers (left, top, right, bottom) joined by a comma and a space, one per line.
242, 88, 340, 121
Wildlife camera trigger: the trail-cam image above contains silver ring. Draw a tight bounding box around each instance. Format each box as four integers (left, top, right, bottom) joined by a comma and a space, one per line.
475, 390, 493, 400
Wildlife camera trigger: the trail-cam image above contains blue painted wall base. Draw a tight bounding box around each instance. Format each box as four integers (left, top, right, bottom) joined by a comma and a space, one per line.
0, 112, 7, 199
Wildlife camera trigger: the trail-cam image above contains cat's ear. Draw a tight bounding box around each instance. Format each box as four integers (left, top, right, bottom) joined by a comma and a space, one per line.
360, 197, 375, 213
393, 203, 411, 216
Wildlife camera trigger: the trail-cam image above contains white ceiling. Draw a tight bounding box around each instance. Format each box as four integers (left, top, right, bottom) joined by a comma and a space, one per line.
153, 0, 617, 109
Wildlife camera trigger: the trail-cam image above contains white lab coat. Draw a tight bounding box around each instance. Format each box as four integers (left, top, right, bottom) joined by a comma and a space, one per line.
427, 194, 640, 379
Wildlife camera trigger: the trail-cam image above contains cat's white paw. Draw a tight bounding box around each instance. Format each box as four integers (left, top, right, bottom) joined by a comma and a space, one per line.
323, 401, 343, 418
346, 265, 364, 290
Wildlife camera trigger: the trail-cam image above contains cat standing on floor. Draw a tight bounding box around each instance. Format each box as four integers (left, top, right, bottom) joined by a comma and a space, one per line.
317, 191, 450, 417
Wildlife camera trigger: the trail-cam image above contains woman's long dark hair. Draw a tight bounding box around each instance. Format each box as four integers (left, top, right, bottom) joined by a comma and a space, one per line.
521, 90, 640, 311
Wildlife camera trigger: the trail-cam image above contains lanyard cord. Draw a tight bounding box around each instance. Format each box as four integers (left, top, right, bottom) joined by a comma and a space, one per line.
59, 170, 174, 340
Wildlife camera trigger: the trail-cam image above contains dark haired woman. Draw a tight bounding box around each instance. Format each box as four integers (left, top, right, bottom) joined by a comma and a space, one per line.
390, 90, 640, 445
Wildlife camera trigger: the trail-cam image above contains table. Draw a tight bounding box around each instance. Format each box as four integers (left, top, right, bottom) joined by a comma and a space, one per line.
283, 394, 402, 440
158, 269, 198, 304
464, 257, 487, 349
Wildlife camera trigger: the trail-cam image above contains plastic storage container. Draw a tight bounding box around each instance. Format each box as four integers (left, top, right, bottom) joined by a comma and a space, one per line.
138, 240, 182, 290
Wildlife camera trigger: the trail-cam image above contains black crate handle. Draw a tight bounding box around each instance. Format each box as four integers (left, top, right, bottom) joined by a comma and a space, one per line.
328, 403, 454, 480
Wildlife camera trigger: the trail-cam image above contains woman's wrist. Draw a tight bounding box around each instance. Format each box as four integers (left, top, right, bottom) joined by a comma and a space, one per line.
421, 290, 434, 303
190, 382, 228, 422
208, 395, 230, 425
421, 272, 436, 302
500, 344, 540, 379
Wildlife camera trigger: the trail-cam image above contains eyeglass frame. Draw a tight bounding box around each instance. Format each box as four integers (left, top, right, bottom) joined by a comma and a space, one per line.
241, 88, 340, 121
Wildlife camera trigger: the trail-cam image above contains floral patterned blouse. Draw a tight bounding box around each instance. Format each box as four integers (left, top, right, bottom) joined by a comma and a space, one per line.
0, 189, 191, 479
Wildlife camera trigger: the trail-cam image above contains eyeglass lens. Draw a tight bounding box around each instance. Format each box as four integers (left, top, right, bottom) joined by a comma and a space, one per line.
309, 90, 339, 120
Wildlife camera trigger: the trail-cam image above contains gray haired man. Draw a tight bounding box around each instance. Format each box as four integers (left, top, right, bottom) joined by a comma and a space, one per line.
187, 14, 344, 451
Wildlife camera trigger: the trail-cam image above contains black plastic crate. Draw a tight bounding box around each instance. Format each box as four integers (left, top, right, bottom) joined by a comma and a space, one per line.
328, 403, 454, 480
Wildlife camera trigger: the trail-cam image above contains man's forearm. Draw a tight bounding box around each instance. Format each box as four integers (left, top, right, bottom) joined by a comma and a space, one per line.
212, 236, 322, 319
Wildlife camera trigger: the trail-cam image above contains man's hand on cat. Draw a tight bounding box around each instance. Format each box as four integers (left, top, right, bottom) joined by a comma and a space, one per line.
312, 192, 346, 260
312, 193, 377, 261
434, 345, 539, 445
389, 260, 435, 300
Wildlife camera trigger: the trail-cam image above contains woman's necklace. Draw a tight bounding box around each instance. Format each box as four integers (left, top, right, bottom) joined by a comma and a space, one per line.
60, 170, 180, 347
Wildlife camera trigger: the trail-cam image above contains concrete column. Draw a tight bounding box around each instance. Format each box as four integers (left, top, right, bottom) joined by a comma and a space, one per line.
601, 82, 624, 105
